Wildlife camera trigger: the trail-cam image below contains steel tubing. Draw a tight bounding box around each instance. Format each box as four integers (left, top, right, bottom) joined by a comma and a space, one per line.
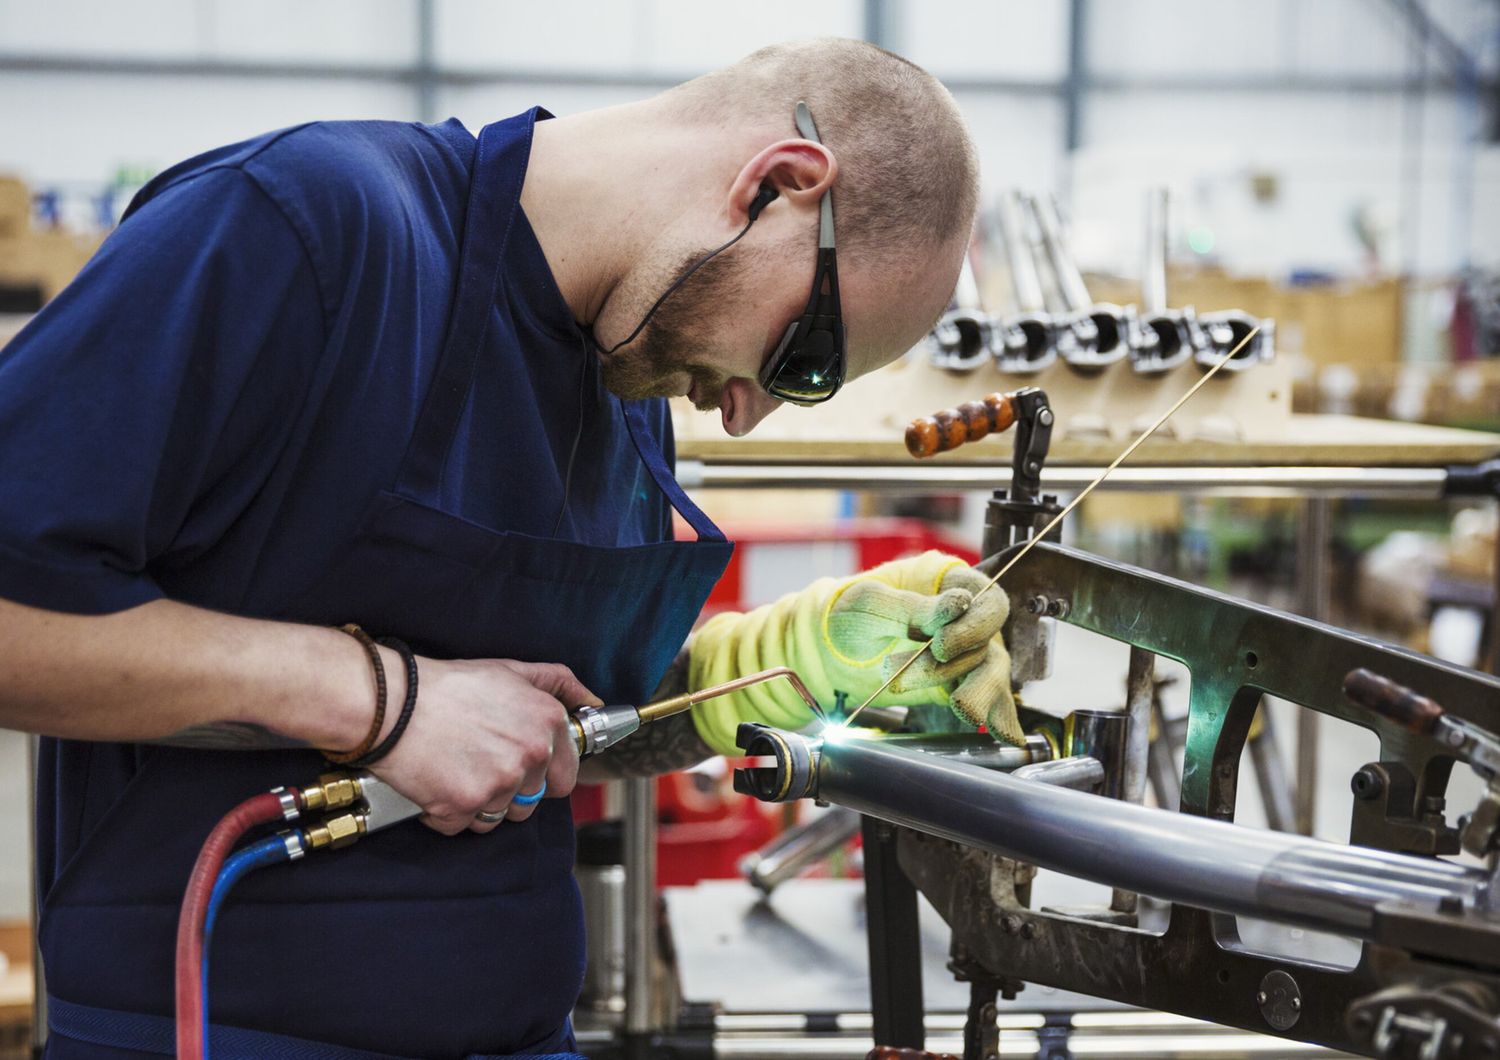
873, 731, 1048, 770
676, 461, 1450, 498
804, 735, 1490, 940
1011, 754, 1104, 790
997, 190, 1046, 313
623, 777, 657, 1035
1142, 188, 1169, 315
742, 806, 860, 894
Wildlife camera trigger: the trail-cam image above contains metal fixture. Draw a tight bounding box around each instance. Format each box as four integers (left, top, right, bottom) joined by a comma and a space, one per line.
993, 190, 1057, 374
928, 256, 994, 373
1132, 187, 1199, 374
1024, 192, 1131, 373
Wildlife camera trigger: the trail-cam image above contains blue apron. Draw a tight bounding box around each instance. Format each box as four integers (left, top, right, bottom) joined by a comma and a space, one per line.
40, 112, 733, 1058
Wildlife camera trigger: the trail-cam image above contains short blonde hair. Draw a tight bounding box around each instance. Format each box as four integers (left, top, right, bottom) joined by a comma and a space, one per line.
671, 39, 979, 261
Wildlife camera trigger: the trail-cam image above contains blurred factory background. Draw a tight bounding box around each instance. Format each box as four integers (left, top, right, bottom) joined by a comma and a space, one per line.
5, 4, 1500, 1055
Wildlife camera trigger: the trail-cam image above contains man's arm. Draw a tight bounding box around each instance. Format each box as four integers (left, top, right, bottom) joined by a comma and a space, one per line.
578, 650, 715, 780
0, 595, 594, 834
0, 596, 376, 749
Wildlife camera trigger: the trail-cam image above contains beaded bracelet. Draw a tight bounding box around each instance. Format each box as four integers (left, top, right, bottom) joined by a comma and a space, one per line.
351, 637, 419, 767
323, 623, 388, 765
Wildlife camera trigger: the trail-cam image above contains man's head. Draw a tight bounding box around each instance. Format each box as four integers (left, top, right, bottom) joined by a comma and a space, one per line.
593, 38, 979, 436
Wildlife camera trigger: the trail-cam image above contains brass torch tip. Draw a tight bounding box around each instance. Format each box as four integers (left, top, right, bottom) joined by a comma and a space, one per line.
634, 667, 825, 725
636, 691, 695, 724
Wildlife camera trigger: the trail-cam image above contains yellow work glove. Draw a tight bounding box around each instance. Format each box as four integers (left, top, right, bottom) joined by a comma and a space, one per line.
688, 550, 1019, 756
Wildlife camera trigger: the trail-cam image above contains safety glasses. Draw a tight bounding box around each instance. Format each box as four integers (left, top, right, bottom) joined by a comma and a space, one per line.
757, 101, 847, 406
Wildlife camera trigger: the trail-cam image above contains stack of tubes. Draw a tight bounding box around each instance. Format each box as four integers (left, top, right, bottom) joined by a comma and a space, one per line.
175, 779, 366, 1059
928, 189, 1273, 378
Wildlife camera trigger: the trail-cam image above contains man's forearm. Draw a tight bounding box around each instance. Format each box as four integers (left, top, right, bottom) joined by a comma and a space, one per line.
0, 595, 383, 751
579, 650, 714, 779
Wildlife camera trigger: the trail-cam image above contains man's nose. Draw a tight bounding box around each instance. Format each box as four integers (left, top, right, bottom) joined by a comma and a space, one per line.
720, 379, 783, 437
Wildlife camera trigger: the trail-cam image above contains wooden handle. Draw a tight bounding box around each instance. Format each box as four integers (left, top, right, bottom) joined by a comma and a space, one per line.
1343, 668, 1445, 735
904, 392, 1018, 459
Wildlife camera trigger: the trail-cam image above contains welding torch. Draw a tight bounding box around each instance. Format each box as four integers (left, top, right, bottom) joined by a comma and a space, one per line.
300, 666, 826, 842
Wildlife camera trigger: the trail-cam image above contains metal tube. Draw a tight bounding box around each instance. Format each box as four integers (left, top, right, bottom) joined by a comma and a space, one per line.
996, 190, 1046, 313
1143, 187, 1169, 314
873, 732, 1048, 770
1295, 497, 1332, 835
1147, 696, 1182, 811
1066, 708, 1128, 799
1115, 648, 1156, 913
742, 807, 860, 894
676, 462, 1451, 498
801, 735, 1489, 940
1012, 754, 1104, 790
1249, 702, 1298, 833
1122, 648, 1154, 805
1030, 193, 1093, 312
622, 777, 656, 1035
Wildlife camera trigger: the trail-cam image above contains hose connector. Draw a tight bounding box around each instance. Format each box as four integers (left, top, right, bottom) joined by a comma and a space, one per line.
303, 812, 367, 851
733, 723, 820, 803
298, 772, 362, 814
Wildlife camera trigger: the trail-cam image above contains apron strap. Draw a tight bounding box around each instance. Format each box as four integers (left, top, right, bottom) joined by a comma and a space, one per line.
621, 399, 726, 543
47, 995, 582, 1060
396, 108, 546, 499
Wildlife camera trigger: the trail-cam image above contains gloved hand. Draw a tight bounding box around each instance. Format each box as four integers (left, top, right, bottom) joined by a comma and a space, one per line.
687, 551, 1019, 755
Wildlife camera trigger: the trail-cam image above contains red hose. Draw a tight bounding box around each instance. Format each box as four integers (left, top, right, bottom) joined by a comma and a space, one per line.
175, 790, 295, 1059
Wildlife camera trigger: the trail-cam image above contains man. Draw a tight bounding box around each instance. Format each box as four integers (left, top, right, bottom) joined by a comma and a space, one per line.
0, 38, 1007, 1059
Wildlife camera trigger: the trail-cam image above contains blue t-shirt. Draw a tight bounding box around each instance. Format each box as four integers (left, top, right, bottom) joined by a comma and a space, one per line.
0, 116, 671, 621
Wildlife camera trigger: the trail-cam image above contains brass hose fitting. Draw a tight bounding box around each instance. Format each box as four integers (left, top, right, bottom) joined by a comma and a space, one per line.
303, 812, 367, 851
298, 772, 362, 814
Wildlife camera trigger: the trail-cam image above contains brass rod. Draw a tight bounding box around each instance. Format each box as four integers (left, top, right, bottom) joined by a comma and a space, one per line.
636, 666, 825, 725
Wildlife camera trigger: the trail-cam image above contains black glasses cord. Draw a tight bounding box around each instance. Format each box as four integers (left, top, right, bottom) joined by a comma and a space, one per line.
594, 213, 758, 356
559, 211, 758, 534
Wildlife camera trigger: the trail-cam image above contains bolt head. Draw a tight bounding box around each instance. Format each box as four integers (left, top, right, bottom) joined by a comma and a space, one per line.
1256, 991, 1268, 1005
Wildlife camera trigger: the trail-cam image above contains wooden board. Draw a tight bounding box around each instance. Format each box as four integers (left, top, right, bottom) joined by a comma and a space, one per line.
672, 354, 1500, 467
678, 410, 1500, 467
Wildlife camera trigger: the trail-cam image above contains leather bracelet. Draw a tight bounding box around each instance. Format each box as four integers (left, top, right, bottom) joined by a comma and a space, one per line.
351, 637, 418, 767
324, 624, 388, 765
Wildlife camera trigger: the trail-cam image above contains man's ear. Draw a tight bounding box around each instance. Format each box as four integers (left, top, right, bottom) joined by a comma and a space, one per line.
728, 140, 837, 222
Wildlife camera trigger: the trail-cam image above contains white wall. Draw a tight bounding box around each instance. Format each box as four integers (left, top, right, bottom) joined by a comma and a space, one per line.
0, 0, 1492, 277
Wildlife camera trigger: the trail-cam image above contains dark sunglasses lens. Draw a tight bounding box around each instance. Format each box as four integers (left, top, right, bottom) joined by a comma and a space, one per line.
767, 328, 840, 402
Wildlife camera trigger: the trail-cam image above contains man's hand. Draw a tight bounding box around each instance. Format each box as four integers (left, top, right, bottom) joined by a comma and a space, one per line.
687, 551, 1020, 755
368, 658, 600, 835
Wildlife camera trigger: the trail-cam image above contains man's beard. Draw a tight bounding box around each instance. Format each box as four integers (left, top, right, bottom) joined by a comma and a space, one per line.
596, 245, 744, 411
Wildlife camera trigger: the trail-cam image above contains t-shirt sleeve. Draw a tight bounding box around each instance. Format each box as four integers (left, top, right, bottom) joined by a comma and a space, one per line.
0, 167, 326, 614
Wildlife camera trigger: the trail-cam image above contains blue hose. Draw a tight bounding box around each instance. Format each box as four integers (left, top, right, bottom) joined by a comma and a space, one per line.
202, 833, 296, 1059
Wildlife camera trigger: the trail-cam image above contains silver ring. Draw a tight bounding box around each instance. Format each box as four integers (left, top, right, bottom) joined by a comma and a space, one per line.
474, 809, 507, 824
